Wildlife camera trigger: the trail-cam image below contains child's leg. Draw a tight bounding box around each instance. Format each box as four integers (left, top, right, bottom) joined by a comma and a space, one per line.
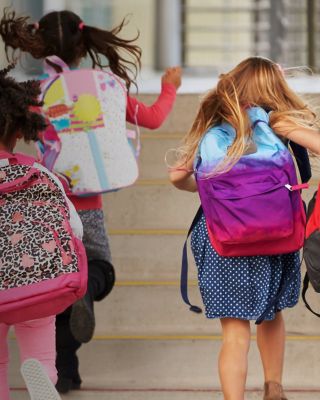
256, 312, 285, 384
219, 318, 251, 400
0, 323, 11, 400
15, 316, 57, 384
56, 309, 82, 393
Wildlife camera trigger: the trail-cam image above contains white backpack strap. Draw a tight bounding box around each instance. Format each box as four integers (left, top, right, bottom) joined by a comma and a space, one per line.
43, 56, 70, 76
126, 103, 141, 158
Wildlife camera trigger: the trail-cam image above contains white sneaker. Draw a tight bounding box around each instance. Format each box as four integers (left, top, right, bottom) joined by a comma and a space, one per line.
20, 359, 61, 400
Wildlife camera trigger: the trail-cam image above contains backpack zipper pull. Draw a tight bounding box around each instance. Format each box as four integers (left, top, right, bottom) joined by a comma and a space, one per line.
285, 183, 309, 191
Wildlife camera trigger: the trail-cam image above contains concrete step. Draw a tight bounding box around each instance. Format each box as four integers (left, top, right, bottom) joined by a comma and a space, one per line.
104, 183, 317, 230
105, 183, 317, 233
15, 133, 184, 181
104, 184, 317, 233
94, 282, 320, 336
109, 234, 196, 281
16, 134, 320, 184
138, 135, 182, 180
8, 338, 320, 390
10, 388, 320, 400
104, 184, 200, 230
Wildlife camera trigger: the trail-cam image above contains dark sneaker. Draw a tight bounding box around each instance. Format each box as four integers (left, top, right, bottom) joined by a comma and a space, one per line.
55, 376, 81, 394
21, 358, 61, 400
70, 294, 95, 343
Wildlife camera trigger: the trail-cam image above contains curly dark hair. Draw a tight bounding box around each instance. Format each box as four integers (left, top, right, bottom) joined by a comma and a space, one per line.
0, 8, 142, 90
0, 64, 47, 148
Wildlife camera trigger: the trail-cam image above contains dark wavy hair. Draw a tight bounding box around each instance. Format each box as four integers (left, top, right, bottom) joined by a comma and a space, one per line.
0, 8, 142, 90
0, 63, 46, 148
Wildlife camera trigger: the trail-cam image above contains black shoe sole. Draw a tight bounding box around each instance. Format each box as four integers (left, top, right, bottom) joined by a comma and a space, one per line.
70, 297, 95, 343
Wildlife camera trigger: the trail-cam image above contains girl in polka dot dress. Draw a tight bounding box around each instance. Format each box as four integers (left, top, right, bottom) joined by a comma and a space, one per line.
169, 57, 320, 400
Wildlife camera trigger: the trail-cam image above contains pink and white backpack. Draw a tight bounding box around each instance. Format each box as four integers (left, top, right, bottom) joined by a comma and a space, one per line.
0, 152, 87, 324
38, 56, 139, 196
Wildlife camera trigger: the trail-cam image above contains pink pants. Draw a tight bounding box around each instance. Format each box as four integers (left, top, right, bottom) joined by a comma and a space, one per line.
0, 316, 57, 400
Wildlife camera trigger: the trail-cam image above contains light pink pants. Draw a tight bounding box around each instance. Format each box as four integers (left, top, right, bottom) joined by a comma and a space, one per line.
0, 316, 57, 400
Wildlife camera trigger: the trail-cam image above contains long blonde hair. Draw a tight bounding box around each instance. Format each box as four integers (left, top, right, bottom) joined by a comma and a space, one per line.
180, 56, 316, 172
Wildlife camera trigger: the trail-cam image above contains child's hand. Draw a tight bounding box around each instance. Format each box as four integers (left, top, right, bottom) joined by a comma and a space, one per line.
162, 66, 182, 90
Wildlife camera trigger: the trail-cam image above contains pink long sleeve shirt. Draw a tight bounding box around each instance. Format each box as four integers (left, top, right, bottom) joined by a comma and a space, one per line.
69, 82, 177, 210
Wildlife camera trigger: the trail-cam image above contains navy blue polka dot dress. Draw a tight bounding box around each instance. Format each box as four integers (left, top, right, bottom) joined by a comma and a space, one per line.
191, 214, 301, 321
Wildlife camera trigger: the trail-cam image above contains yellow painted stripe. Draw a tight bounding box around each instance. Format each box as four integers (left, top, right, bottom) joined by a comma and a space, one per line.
94, 335, 222, 341
92, 334, 320, 341
9, 333, 320, 342
115, 280, 197, 287
136, 179, 170, 186
109, 229, 186, 236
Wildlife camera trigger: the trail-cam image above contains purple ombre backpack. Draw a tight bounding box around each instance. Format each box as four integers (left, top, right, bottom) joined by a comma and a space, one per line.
195, 107, 307, 256
180, 107, 308, 318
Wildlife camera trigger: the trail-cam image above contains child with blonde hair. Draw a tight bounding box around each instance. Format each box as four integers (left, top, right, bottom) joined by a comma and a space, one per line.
169, 56, 320, 400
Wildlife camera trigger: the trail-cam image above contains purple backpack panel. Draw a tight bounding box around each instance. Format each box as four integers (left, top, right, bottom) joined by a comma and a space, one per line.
195, 107, 307, 256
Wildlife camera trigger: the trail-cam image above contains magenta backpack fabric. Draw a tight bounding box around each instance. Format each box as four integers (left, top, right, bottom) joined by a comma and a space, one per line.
195, 107, 307, 257
0, 152, 87, 324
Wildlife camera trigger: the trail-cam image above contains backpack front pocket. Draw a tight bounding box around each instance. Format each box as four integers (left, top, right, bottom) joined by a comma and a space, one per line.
202, 180, 294, 245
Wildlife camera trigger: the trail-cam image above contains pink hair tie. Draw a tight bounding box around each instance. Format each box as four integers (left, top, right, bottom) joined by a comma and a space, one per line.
79, 21, 85, 31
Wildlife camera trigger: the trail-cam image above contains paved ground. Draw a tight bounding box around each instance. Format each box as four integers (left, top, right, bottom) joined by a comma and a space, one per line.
10, 388, 320, 400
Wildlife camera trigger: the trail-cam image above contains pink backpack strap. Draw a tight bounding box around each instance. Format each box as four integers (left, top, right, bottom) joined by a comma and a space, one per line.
0, 151, 35, 166
0, 168, 41, 192
0, 152, 41, 193
43, 56, 70, 76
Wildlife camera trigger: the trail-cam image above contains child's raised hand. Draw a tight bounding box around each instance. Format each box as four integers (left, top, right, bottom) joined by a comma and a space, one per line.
162, 66, 182, 90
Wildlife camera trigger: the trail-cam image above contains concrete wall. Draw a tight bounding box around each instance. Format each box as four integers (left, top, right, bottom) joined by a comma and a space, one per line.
66, 0, 156, 69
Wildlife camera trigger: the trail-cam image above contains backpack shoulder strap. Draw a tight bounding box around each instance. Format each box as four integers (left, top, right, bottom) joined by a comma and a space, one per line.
43, 56, 70, 76
180, 206, 203, 314
301, 271, 320, 318
0, 151, 35, 166
11, 153, 36, 166
289, 141, 311, 183
0, 154, 41, 193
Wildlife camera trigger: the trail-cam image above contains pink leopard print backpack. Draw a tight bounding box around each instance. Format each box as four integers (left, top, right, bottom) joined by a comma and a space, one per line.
0, 152, 87, 324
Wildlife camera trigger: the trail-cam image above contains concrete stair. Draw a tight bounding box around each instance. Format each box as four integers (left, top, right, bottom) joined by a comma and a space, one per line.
10, 93, 320, 399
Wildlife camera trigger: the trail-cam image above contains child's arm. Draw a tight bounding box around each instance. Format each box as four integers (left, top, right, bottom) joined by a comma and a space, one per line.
168, 156, 197, 192
271, 118, 320, 155
126, 67, 181, 129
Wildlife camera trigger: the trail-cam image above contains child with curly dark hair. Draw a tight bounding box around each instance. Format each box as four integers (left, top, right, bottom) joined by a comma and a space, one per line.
0, 64, 82, 400
0, 64, 46, 149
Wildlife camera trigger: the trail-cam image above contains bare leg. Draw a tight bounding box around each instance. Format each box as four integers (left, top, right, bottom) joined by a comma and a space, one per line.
219, 318, 251, 400
256, 312, 285, 383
